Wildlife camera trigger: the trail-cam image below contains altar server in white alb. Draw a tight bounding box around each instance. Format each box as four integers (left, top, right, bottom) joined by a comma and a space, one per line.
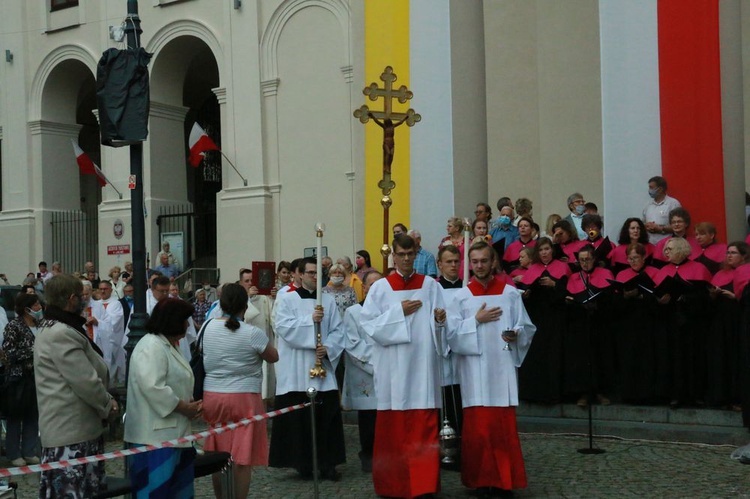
269, 258, 347, 481
360, 234, 446, 498
342, 271, 383, 473
446, 241, 536, 495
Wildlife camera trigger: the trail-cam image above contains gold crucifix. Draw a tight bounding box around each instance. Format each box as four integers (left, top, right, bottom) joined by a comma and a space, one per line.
354, 66, 421, 195
354, 66, 421, 270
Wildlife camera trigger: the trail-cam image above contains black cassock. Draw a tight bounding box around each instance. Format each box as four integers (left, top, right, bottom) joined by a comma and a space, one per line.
704, 269, 742, 407
517, 260, 570, 404
610, 266, 668, 403
563, 267, 615, 399
653, 261, 712, 406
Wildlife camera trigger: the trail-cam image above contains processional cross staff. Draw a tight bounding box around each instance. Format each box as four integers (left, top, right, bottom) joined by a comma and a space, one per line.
354, 66, 421, 271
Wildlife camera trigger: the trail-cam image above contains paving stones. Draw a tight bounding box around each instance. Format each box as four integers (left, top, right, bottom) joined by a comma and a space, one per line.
5, 424, 750, 497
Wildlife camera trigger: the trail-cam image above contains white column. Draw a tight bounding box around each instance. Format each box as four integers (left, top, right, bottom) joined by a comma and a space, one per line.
599, 0, 662, 236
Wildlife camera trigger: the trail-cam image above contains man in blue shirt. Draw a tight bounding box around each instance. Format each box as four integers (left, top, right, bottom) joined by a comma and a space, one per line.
151, 253, 179, 279
489, 205, 520, 247
408, 229, 438, 278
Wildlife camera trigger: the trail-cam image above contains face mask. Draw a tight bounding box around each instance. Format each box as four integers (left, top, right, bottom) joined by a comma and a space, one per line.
330, 276, 345, 285
26, 308, 43, 322
203, 284, 211, 290
498, 215, 511, 226
575, 205, 585, 215
648, 188, 659, 199
125, 295, 134, 305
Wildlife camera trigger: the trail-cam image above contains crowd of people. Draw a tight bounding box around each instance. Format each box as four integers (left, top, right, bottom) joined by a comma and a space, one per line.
3, 175, 750, 497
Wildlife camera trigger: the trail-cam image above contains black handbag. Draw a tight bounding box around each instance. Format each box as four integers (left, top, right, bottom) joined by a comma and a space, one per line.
190, 319, 212, 401
1, 372, 36, 418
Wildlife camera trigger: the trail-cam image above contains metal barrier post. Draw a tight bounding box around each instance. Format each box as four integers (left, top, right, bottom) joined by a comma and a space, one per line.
307, 387, 320, 499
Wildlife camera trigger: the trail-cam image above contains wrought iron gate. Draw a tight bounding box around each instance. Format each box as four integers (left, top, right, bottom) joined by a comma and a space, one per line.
50, 208, 99, 274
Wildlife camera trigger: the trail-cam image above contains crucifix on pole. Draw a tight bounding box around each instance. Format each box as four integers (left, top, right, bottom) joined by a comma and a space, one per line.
354, 66, 421, 271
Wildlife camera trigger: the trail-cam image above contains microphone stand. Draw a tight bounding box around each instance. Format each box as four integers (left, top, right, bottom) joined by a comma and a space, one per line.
576, 271, 606, 455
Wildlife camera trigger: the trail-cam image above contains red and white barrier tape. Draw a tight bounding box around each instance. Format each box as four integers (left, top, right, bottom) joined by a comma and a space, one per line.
0, 402, 310, 477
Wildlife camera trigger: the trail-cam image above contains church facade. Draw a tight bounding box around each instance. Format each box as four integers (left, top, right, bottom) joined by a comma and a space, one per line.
0, 0, 747, 279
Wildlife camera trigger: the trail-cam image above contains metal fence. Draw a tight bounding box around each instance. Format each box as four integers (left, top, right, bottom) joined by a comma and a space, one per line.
50, 208, 98, 275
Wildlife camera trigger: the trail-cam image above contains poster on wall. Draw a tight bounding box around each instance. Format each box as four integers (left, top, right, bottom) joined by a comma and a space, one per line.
161, 232, 185, 272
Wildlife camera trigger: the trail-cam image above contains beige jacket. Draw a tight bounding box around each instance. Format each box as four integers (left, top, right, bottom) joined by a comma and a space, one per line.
124, 333, 194, 447
34, 320, 113, 448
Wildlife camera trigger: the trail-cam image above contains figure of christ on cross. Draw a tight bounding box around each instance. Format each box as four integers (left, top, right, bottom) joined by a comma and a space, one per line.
372, 116, 404, 177
354, 66, 421, 195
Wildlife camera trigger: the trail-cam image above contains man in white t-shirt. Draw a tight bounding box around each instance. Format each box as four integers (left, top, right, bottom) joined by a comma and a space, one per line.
643, 175, 682, 244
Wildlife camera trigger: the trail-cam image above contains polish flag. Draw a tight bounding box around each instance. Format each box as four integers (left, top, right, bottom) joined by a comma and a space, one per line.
188, 123, 220, 167
599, 0, 729, 242
71, 140, 106, 187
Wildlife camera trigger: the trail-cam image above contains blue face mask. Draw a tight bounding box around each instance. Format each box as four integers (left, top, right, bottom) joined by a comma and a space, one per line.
648, 188, 659, 199
26, 308, 44, 323
498, 215, 511, 227
575, 205, 585, 215
125, 295, 134, 305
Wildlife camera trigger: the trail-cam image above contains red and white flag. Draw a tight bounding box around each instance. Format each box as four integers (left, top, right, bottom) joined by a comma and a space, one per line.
188, 123, 220, 167
71, 140, 107, 187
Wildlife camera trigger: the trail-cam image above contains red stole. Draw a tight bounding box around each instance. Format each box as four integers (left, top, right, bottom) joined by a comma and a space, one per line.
734, 263, 750, 300
502, 239, 536, 263
653, 260, 712, 286
566, 267, 614, 295
693, 242, 727, 265
522, 260, 571, 285
711, 268, 734, 290
509, 267, 528, 280
615, 266, 659, 283
561, 240, 587, 261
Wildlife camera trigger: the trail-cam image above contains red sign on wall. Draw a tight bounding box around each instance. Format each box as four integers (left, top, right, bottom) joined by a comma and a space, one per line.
107, 244, 131, 255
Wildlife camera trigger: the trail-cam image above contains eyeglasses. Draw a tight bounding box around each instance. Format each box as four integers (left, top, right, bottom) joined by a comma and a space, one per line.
394, 251, 415, 258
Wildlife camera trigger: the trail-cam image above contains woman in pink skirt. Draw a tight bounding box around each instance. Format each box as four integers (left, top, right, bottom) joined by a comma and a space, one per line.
202, 283, 279, 498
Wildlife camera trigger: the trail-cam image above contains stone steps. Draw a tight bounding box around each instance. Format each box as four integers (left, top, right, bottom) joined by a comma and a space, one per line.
517, 402, 749, 445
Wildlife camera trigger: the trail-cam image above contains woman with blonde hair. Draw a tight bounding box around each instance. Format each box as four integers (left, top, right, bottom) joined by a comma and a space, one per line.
108, 266, 126, 298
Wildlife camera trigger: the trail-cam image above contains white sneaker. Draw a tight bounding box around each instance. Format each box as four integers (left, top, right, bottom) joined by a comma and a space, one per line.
10, 458, 26, 467
24, 456, 40, 465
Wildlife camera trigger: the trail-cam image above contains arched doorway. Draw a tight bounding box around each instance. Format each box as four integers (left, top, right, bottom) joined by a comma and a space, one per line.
149, 35, 220, 270
38, 59, 100, 272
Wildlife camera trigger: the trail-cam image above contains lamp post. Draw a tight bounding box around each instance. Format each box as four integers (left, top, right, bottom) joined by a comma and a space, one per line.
123, 0, 148, 379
